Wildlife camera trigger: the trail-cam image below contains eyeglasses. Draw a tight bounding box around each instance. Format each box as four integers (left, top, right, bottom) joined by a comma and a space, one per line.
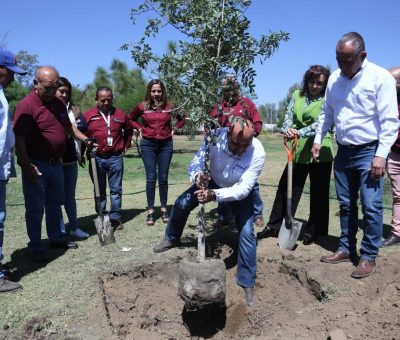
35, 79, 59, 92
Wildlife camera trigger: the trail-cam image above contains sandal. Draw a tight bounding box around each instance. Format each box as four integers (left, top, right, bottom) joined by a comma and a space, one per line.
146, 212, 154, 226
161, 210, 169, 223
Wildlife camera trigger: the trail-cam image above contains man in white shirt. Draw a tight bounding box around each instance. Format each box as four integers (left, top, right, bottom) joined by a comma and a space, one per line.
0, 50, 26, 292
311, 32, 399, 279
153, 118, 265, 305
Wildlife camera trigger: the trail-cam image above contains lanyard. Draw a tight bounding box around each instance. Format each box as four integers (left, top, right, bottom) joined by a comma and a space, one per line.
99, 110, 111, 139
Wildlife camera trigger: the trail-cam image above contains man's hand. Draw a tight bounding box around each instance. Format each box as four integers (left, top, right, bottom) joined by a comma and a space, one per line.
284, 128, 299, 140
22, 163, 42, 183
194, 188, 215, 204
370, 156, 386, 180
311, 143, 321, 162
195, 172, 210, 189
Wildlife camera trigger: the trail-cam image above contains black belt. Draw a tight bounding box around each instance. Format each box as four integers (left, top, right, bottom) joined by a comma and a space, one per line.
96, 151, 123, 159
32, 157, 61, 164
337, 140, 378, 149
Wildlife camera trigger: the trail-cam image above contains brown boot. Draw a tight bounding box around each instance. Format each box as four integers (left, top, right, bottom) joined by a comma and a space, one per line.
320, 250, 351, 264
351, 259, 376, 279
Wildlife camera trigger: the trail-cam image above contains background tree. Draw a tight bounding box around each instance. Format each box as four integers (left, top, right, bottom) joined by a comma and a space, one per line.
77, 59, 147, 112
276, 82, 300, 128
258, 103, 278, 124
123, 0, 289, 129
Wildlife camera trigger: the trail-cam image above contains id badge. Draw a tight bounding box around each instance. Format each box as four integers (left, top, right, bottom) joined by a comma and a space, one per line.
107, 137, 113, 146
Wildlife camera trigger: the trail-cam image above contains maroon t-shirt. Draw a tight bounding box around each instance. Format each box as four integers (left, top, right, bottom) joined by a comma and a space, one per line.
129, 102, 186, 140
83, 107, 132, 155
13, 90, 71, 160
209, 96, 262, 136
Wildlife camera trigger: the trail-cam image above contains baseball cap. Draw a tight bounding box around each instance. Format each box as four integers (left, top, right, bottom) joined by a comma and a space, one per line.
0, 50, 27, 75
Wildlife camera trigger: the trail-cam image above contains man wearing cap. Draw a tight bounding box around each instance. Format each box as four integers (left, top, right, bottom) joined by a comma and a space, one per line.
0, 50, 26, 292
13, 66, 92, 262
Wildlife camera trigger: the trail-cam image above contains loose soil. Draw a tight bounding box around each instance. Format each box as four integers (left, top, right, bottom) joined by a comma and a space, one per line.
95, 235, 400, 340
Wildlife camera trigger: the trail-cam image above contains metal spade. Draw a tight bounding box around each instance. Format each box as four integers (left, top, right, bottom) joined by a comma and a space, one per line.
278, 136, 302, 250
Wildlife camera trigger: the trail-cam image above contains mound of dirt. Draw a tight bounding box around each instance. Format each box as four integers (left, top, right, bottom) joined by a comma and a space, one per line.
98, 237, 400, 339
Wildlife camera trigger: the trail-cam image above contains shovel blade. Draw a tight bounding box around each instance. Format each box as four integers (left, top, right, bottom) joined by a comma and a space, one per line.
278, 218, 302, 250
94, 214, 115, 246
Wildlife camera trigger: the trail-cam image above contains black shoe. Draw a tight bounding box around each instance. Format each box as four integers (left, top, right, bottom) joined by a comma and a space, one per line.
302, 233, 315, 245
49, 241, 79, 249
381, 233, 400, 247
0, 278, 22, 293
146, 212, 155, 226
161, 210, 169, 223
111, 219, 124, 230
153, 239, 176, 253
256, 226, 279, 239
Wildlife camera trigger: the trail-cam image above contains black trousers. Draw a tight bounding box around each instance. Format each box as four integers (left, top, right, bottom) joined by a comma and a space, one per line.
267, 161, 332, 236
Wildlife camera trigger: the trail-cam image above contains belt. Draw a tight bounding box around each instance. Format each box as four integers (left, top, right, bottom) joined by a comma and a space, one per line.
32, 157, 61, 164
96, 151, 123, 159
337, 140, 378, 149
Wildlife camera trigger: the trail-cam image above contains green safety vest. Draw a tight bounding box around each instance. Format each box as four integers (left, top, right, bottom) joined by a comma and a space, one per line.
292, 90, 333, 164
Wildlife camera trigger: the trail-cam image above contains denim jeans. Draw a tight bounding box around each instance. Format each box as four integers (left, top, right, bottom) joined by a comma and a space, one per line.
140, 138, 173, 209
22, 159, 67, 252
0, 180, 6, 278
63, 162, 78, 231
334, 142, 383, 260
165, 180, 256, 288
90, 154, 123, 221
218, 181, 264, 221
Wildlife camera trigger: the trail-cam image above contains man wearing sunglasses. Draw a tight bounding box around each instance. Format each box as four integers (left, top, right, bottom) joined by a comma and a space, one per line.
13, 66, 92, 262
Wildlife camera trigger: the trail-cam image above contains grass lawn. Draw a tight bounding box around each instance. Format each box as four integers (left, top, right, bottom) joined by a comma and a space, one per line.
0, 133, 395, 336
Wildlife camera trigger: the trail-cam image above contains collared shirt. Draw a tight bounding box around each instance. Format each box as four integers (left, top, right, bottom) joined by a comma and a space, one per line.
188, 128, 265, 202
84, 107, 132, 155
13, 90, 71, 160
209, 97, 263, 136
314, 59, 399, 159
130, 102, 186, 140
0, 85, 15, 180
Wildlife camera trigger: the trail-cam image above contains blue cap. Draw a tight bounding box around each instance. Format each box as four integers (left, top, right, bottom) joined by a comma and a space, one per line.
0, 50, 27, 75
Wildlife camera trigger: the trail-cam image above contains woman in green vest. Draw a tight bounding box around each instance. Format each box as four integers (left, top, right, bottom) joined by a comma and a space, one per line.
257, 65, 332, 245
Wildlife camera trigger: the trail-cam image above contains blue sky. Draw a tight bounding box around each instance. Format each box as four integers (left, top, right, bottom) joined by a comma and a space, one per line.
2, 0, 399, 107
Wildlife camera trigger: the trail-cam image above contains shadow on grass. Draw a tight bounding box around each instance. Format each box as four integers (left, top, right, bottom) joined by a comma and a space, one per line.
5, 241, 69, 282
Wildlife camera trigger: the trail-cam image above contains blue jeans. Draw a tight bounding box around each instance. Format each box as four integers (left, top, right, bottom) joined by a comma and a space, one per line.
218, 181, 263, 220
334, 142, 383, 260
165, 181, 256, 288
63, 162, 78, 231
140, 138, 173, 209
0, 181, 6, 278
90, 154, 123, 221
22, 159, 67, 252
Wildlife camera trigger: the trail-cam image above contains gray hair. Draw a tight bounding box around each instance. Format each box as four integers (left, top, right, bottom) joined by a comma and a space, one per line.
337, 32, 365, 55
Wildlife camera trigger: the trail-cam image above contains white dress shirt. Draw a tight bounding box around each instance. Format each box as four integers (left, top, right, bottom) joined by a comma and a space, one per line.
188, 128, 265, 202
314, 59, 399, 159
0, 85, 15, 180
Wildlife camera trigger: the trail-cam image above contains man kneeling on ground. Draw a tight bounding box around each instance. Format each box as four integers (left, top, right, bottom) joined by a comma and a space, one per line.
153, 117, 265, 306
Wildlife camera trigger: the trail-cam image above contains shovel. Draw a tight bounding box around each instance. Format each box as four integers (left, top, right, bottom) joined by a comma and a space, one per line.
278, 135, 303, 250
88, 145, 115, 246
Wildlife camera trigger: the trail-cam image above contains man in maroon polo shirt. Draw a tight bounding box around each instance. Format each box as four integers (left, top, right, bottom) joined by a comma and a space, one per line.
84, 86, 132, 230
13, 66, 91, 261
209, 76, 265, 229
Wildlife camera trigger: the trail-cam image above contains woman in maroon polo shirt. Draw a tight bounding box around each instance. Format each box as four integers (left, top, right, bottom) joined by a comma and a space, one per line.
130, 79, 186, 226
